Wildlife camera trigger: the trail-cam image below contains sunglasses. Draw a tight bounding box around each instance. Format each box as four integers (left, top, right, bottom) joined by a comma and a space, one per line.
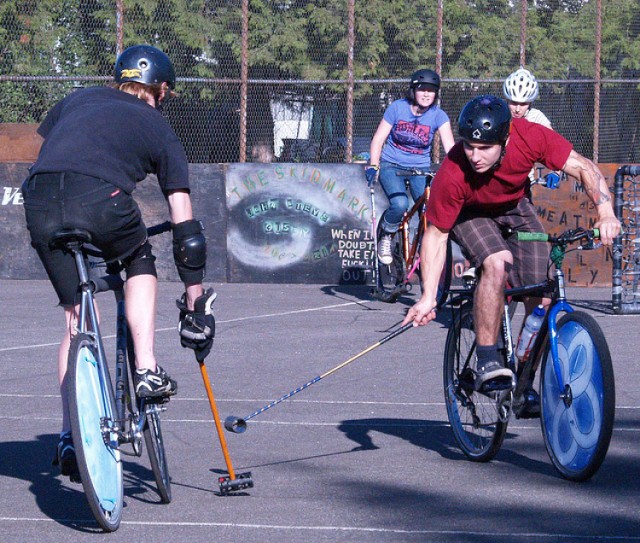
414, 83, 438, 92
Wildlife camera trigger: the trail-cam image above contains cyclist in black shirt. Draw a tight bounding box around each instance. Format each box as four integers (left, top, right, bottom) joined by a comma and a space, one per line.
23, 45, 215, 479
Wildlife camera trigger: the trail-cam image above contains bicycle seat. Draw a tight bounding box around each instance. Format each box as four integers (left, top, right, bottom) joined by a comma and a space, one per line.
49, 228, 92, 250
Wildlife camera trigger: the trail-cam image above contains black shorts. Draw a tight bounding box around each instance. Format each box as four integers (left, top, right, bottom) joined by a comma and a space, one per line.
23, 172, 147, 306
451, 199, 550, 289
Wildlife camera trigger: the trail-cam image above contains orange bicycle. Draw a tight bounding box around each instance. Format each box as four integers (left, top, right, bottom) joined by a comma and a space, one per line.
371, 168, 452, 304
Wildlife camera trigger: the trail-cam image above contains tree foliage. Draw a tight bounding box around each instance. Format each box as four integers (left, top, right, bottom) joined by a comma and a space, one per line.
1, 0, 639, 159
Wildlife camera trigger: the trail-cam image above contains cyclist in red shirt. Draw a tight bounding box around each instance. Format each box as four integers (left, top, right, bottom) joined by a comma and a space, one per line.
402, 95, 620, 402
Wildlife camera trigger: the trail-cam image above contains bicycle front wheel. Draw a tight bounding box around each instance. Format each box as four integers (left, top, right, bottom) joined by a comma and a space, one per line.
68, 333, 123, 532
443, 303, 508, 461
373, 222, 406, 302
540, 311, 615, 482
143, 403, 172, 503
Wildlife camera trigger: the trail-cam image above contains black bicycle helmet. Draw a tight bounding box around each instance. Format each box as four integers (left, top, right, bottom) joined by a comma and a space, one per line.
458, 95, 512, 143
114, 45, 176, 90
408, 69, 441, 102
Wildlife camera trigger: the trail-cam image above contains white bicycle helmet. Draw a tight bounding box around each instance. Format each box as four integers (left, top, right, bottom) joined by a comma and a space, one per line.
503, 68, 539, 103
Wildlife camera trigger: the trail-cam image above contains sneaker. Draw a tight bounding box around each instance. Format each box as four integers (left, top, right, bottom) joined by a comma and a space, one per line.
135, 366, 178, 398
52, 432, 80, 483
518, 386, 541, 419
474, 360, 514, 393
462, 266, 477, 287
377, 234, 393, 265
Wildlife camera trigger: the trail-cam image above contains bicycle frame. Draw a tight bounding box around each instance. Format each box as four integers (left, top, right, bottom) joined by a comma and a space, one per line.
399, 185, 429, 282
72, 243, 158, 454
72, 247, 120, 434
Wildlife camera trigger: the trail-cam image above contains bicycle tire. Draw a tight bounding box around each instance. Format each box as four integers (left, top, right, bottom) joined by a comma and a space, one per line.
143, 405, 172, 503
125, 330, 172, 503
373, 222, 406, 303
443, 303, 508, 461
540, 311, 615, 482
68, 333, 123, 532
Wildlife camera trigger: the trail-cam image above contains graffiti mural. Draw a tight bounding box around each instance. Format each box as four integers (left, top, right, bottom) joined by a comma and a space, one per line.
226, 163, 385, 284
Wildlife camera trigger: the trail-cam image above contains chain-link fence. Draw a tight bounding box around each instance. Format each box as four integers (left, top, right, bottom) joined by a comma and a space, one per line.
1, 0, 639, 164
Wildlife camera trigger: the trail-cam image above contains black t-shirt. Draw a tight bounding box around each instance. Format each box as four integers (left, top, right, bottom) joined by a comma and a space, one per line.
32, 86, 189, 194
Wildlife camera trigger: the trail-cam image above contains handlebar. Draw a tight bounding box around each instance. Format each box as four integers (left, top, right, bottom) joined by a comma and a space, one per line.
147, 220, 172, 237
395, 168, 435, 179
516, 227, 600, 245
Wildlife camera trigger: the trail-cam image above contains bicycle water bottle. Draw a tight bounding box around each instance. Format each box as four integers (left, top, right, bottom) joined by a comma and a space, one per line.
515, 305, 545, 361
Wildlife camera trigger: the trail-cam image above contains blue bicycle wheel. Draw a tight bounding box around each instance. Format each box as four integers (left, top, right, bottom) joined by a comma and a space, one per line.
540, 311, 615, 482
68, 333, 124, 531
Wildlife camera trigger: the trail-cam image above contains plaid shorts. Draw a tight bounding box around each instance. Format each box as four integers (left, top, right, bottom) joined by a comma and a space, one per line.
451, 198, 550, 288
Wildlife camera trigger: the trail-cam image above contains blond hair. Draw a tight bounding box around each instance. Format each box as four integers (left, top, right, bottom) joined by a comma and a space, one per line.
111, 81, 176, 103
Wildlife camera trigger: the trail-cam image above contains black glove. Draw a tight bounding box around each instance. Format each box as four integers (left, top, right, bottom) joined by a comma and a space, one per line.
177, 288, 216, 362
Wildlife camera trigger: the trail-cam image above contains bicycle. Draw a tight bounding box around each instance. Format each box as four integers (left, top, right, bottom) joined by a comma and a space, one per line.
50, 221, 173, 531
371, 168, 452, 305
442, 226, 615, 482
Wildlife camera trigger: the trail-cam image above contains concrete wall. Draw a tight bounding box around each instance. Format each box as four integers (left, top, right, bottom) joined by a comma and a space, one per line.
0, 123, 620, 287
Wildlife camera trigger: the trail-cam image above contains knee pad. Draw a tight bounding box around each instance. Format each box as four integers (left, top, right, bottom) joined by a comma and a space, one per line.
173, 219, 207, 284
124, 241, 157, 279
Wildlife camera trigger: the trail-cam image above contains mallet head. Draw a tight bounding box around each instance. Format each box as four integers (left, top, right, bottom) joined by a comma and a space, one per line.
224, 415, 247, 434
219, 472, 253, 495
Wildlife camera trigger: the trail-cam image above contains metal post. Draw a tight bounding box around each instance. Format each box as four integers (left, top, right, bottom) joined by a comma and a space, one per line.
433, 0, 444, 165
239, 0, 249, 162
594, 0, 602, 162
116, 0, 124, 56
345, 0, 355, 163
520, 0, 527, 66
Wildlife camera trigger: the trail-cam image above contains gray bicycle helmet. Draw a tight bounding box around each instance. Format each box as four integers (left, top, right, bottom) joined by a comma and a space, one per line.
114, 45, 176, 90
408, 69, 441, 102
458, 95, 512, 143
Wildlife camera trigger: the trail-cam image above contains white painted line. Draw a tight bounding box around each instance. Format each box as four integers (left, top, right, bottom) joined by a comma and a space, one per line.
0, 299, 374, 352
0, 517, 637, 539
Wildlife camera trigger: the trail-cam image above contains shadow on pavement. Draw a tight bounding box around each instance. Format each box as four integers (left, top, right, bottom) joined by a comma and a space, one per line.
0, 434, 171, 531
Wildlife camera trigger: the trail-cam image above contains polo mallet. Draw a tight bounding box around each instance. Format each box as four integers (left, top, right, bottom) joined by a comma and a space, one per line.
369, 175, 379, 289
196, 351, 253, 494
224, 322, 413, 434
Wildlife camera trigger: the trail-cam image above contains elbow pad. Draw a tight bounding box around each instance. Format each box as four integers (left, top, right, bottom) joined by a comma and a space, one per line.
172, 219, 207, 284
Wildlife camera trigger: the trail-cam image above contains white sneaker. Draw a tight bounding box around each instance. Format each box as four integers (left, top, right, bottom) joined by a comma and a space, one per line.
377, 234, 393, 265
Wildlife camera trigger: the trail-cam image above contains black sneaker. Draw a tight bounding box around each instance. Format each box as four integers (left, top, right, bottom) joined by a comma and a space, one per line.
52, 432, 80, 483
518, 386, 541, 419
134, 366, 178, 398
474, 360, 514, 393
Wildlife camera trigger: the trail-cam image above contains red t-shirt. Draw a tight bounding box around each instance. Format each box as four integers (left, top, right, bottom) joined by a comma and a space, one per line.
426, 118, 573, 229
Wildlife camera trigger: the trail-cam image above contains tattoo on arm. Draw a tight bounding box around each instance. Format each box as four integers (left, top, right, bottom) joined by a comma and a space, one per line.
566, 152, 611, 206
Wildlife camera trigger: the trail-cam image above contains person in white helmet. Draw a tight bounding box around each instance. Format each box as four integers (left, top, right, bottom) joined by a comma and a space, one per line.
503, 67, 560, 189
503, 67, 551, 128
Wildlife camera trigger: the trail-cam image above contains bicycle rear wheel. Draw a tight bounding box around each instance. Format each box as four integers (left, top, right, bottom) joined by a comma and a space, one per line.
143, 402, 172, 503
68, 333, 123, 532
540, 311, 615, 482
443, 303, 508, 461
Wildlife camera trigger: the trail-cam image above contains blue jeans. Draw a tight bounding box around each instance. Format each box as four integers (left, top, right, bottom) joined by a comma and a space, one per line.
378, 162, 428, 233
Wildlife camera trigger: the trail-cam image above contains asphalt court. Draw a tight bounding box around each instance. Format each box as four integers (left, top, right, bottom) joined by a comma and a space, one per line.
1, 279, 639, 542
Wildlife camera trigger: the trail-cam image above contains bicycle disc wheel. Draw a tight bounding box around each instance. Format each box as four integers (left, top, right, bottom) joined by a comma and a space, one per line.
373, 222, 406, 303
68, 333, 123, 532
443, 304, 508, 461
143, 404, 172, 503
540, 311, 615, 482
